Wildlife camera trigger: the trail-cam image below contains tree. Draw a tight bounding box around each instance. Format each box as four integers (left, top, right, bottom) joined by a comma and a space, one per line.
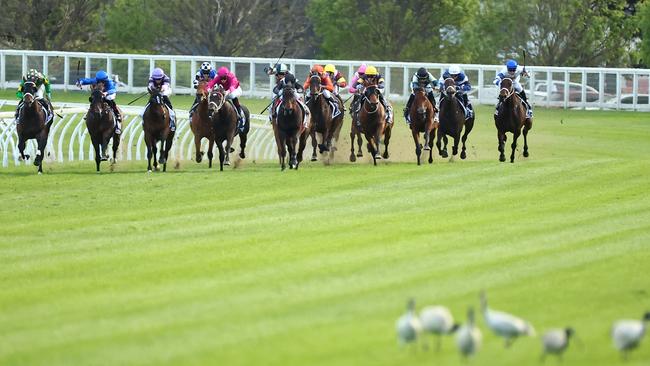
638, 1, 650, 67
0, 0, 105, 50
467, 0, 637, 67
308, 0, 478, 63
104, 0, 165, 54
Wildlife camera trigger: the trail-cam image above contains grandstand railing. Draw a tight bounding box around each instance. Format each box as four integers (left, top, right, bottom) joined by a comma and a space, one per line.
1, 49, 650, 111
0, 100, 277, 168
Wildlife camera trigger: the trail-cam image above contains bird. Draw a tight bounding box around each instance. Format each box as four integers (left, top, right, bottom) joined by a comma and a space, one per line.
480, 291, 536, 347
396, 298, 422, 347
611, 311, 650, 360
456, 307, 482, 358
540, 327, 575, 362
419, 305, 459, 351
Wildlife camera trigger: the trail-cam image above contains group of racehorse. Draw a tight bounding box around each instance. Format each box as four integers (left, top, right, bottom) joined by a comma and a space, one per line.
14, 77, 531, 173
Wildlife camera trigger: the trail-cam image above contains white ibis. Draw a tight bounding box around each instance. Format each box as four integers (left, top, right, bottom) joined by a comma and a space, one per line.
456, 307, 482, 358
480, 291, 536, 347
419, 305, 458, 350
396, 298, 422, 347
612, 311, 650, 360
541, 327, 575, 362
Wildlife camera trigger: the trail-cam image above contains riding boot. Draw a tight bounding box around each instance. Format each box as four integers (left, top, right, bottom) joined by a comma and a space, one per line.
326, 95, 341, 118
519, 90, 533, 117
427, 92, 437, 107
163, 95, 176, 132
403, 93, 414, 123
189, 95, 200, 117
461, 94, 473, 119
107, 100, 122, 134
379, 93, 392, 124
232, 97, 245, 132
14, 102, 23, 122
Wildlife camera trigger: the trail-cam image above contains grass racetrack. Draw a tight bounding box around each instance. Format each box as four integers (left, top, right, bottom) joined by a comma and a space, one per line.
1, 90, 650, 365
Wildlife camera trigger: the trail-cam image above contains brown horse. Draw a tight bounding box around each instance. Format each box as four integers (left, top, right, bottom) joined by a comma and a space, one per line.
191, 80, 215, 168
349, 93, 364, 162
307, 74, 344, 161
358, 85, 391, 166
436, 78, 474, 159
208, 86, 238, 171
494, 78, 532, 163
86, 87, 120, 172
273, 85, 310, 170
16, 81, 53, 174
409, 87, 437, 165
143, 90, 174, 172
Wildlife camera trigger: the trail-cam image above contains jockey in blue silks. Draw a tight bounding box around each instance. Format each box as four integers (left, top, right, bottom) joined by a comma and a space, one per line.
77, 70, 122, 134
438, 64, 473, 120
493, 59, 532, 118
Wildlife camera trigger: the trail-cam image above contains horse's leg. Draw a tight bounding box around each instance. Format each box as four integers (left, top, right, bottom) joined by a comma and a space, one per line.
35, 132, 48, 173
288, 135, 298, 169
460, 118, 474, 160
91, 136, 101, 172
428, 127, 435, 164
310, 129, 318, 161
224, 135, 233, 167
498, 130, 506, 162
17, 135, 29, 161
356, 131, 363, 157
239, 131, 247, 159
297, 129, 309, 167
207, 138, 214, 168
217, 138, 226, 171
443, 135, 449, 158
145, 136, 153, 172
349, 126, 357, 162
510, 130, 520, 163
423, 120, 432, 151
523, 119, 532, 158
435, 128, 444, 157
112, 131, 120, 164
382, 124, 392, 159
279, 134, 287, 171
152, 141, 159, 171
163, 133, 174, 172
412, 129, 421, 165
194, 135, 203, 163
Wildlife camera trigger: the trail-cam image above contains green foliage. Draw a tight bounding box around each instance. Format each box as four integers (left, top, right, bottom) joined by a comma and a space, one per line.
104, 0, 165, 54
638, 1, 650, 67
308, 0, 477, 62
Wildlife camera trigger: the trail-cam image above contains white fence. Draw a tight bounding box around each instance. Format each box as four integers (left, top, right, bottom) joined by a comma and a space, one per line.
0, 100, 278, 168
2, 49, 650, 111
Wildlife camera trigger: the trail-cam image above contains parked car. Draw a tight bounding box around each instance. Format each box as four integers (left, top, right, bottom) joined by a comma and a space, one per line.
533, 81, 600, 102
605, 94, 650, 105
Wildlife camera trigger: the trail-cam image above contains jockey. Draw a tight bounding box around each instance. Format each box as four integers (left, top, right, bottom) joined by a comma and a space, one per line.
207, 66, 247, 132
266, 63, 307, 122
438, 64, 473, 119
303, 65, 341, 118
493, 59, 532, 117
357, 66, 393, 124
348, 64, 367, 122
148, 67, 176, 132
15, 69, 54, 124
76, 70, 122, 134
404, 67, 439, 125
324, 64, 347, 94
190, 61, 217, 116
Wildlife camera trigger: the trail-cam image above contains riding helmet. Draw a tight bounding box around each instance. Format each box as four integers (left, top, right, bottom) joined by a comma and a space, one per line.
506, 60, 518, 72
416, 67, 428, 79
95, 70, 109, 81
200, 62, 212, 73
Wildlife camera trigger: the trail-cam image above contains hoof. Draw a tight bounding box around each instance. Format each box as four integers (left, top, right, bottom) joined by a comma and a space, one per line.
356, 152, 363, 157
499, 155, 506, 162
224, 161, 230, 166
38, 171, 42, 175
311, 155, 318, 162
23, 155, 30, 161
158, 158, 166, 164
350, 154, 356, 162
229, 147, 235, 153
374, 154, 382, 160
441, 151, 448, 158
460, 151, 467, 159
423, 145, 431, 151
100, 156, 108, 162
147, 169, 152, 173
523, 151, 529, 157
382, 152, 389, 159
428, 158, 433, 164
196, 155, 203, 163
239, 152, 246, 159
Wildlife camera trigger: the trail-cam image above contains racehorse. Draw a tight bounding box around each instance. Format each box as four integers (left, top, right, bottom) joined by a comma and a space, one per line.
142, 90, 174, 172
207, 85, 239, 171
85, 87, 120, 172
191, 80, 215, 168
409, 87, 436, 165
358, 85, 392, 166
494, 77, 532, 163
349, 94, 364, 162
16, 81, 53, 174
436, 78, 474, 159
272, 84, 310, 171
307, 74, 343, 161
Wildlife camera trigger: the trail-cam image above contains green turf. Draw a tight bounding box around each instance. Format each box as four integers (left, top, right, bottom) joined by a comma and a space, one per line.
1, 93, 650, 366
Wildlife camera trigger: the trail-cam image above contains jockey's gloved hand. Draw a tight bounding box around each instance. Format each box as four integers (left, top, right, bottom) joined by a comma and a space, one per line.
75, 80, 82, 88
193, 80, 198, 88
355, 84, 364, 91
47, 93, 52, 100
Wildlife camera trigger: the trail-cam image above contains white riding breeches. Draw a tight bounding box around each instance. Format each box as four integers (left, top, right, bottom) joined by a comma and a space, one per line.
227, 86, 243, 99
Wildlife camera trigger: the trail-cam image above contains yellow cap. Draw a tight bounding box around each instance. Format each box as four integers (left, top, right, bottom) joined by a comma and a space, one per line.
365, 66, 378, 76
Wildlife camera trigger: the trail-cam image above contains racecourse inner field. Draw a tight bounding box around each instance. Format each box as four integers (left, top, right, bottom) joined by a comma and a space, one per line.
1, 91, 649, 365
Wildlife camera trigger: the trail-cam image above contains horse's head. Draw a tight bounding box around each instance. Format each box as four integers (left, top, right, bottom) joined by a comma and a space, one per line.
281, 85, 297, 115
22, 81, 37, 107
196, 80, 209, 101
309, 74, 321, 97
364, 85, 380, 105
148, 88, 165, 106
499, 78, 514, 100
208, 85, 226, 116
444, 78, 457, 96
90, 88, 106, 115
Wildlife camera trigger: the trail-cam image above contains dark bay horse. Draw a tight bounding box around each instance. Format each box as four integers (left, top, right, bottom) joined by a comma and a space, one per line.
307, 74, 343, 161
191, 80, 215, 168
436, 78, 474, 160
208, 86, 238, 171
494, 78, 532, 163
349, 93, 364, 162
358, 85, 391, 166
86, 88, 120, 172
143, 90, 174, 172
409, 87, 436, 165
16, 81, 53, 174
273, 85, 310, 170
